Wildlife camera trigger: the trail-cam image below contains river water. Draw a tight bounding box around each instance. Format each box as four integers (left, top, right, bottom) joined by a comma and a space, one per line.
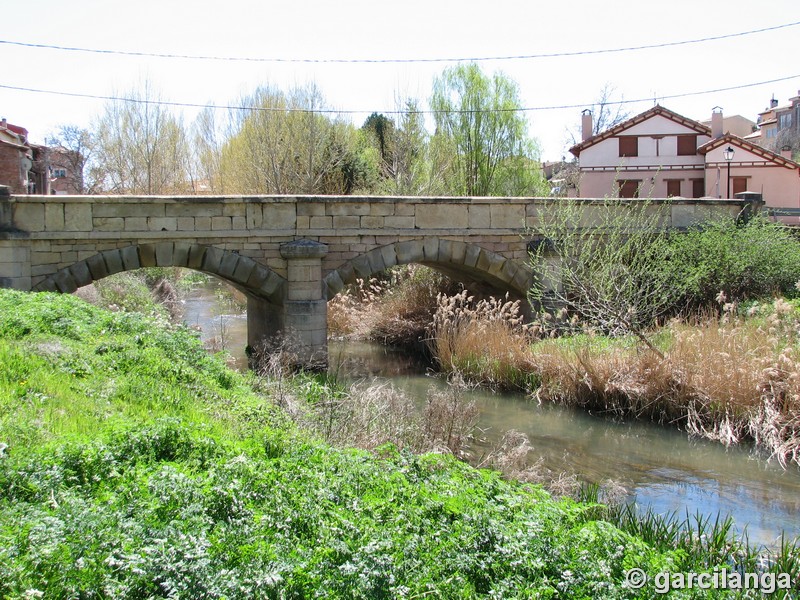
180, 280, 800, 548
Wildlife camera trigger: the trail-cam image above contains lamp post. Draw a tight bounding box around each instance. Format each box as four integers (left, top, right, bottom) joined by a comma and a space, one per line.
722, 146, 735, 199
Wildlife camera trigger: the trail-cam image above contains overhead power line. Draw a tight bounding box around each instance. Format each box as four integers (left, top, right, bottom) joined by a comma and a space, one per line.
1, 74, 798, 116
0, 21, 798, 64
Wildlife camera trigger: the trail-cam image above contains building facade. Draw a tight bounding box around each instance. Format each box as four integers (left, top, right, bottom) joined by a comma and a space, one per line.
0, 119, 35, 194
0, 119, 83, 195
700, 134, 800, 215
569, 105, 800, 220
752, 93, 800, 155
569, 106, 712, 200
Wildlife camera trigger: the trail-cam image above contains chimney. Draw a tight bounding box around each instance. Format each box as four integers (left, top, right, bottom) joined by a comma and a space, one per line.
0, 118, 6, 129
770, 95, 779, 109
781, 146, 793, 160
581, 109, 593, 141
711, 107, 723, 138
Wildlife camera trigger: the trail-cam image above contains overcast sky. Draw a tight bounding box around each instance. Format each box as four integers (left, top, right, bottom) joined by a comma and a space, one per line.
1, 0, 798, 161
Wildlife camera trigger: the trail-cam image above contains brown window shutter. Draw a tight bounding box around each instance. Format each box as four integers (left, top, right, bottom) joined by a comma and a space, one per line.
619, 136, 638, 157
732, 177, 748, 196
692, 178, 705, 198
619, 180, 640, 198
666, 180, 681, 197
677, 135, 697, 156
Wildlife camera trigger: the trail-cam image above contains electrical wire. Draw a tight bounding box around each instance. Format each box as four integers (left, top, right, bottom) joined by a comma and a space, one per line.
1, 74, 798, 116
0, 21, 798, 64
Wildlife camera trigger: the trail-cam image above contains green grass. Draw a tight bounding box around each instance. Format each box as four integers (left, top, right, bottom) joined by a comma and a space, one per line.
529, 329, 676, 356
0, 290, 262, 451
0, 289, 796, 598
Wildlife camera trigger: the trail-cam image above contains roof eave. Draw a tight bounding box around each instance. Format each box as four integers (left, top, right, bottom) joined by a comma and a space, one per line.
570, 105, 711, 157
698, 133, 800, 169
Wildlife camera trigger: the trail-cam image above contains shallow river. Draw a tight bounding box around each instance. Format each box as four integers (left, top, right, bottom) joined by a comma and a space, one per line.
181, 281, 800, 548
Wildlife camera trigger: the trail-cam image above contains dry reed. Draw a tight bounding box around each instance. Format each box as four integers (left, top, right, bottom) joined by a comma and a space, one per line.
429, 290, 536, 390
531, 299, 800, 467
328, 266, 454, 346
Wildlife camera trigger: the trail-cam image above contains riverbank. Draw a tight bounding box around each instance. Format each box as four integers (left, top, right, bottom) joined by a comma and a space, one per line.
329, 265, 800, 468
2, 289, 796, 597
428, 292, 800, 470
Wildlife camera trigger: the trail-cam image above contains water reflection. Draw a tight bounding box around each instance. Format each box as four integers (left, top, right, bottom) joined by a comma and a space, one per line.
180, 282, 249, 369
181, 283, 800, 547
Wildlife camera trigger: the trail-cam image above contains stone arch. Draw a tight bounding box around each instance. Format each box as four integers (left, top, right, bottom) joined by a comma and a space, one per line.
323, 238, 533, 301
32, 242, 287, 305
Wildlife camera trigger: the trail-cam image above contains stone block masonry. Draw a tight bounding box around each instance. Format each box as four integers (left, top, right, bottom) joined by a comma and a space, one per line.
0, 192, 752, 368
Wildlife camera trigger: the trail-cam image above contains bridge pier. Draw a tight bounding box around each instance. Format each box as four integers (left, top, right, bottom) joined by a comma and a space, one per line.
246, 239, 329, 370
282, 239, 329, 369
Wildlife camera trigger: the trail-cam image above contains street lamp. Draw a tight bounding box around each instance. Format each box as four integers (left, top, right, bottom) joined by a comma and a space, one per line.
722, 146, 735, 199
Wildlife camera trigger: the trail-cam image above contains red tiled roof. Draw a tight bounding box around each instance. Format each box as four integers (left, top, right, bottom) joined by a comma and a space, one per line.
4, 122, 27, 137
569, 105, 711, 157
698, 133, 800, 170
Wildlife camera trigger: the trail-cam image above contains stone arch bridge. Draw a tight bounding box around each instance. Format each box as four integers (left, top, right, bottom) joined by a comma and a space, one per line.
0, 190, 748, 367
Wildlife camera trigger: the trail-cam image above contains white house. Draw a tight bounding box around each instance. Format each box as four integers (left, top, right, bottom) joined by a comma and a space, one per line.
569, 105, 800, 221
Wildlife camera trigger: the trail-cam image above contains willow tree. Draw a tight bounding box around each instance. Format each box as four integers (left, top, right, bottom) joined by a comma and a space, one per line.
430, 63, 545, 196
219, 84, 360, 194
190, 107, 225, 194
93, 82, 192, 194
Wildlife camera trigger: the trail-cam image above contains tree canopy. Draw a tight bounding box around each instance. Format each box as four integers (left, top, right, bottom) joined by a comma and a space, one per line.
93, 81, 192, 195
430, 63, 546, 196
54, 67, 550, 197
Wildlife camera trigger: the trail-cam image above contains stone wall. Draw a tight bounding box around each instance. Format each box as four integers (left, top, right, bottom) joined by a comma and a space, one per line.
0, 194, 750, 295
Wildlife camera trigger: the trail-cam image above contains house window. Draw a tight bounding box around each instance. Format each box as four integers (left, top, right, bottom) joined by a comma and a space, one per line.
53, 168, 67, 178
691, 178, 705, 198
618, 180, 640, 198
677, 135, 697, 156
732, 177, 748, 196
779, 114, 793, 129
666, 179, 681, 197
619, 136, 638, 157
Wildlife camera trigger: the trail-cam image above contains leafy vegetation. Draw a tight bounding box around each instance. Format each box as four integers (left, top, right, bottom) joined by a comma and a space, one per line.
660, 217, 800, 309
529, 211, 800, 351
3, 289, 795, 597
52, 64, 548, 197
430, 63, 547, 196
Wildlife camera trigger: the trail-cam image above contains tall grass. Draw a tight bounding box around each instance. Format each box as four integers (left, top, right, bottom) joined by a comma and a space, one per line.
328, 265, 457, 347
429, 290, 537, 390
578, 482, 800, 587
425, 290, 800, 467
254, 362, 479, 460
530, 299, 800, 467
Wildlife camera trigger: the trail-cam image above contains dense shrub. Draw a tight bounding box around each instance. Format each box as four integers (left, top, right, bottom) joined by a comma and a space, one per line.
527, 210, 800, 359
660, 217, 800, 310
0, 420, 696, 599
